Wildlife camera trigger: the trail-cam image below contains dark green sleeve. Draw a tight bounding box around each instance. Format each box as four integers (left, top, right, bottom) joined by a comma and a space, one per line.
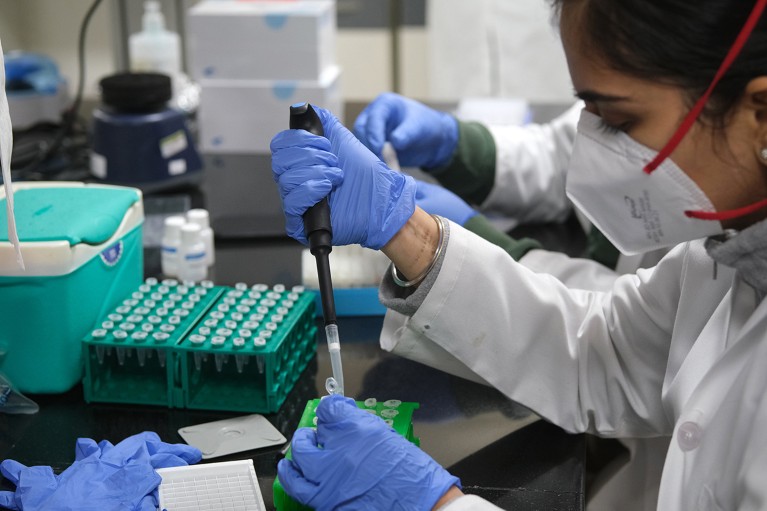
427, 120, 496, 206
586, 226, 621, 269
463, 214, 542, 261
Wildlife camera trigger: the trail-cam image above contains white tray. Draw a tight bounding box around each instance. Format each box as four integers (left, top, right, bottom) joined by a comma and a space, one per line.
157, 460, 265, 511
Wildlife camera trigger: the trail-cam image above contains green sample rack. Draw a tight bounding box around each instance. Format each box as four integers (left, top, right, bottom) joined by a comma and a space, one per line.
273, 398, 420, 511
82, 278, 317, 413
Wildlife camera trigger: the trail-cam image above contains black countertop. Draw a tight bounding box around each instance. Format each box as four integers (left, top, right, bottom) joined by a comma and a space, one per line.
1, 230, 586, 510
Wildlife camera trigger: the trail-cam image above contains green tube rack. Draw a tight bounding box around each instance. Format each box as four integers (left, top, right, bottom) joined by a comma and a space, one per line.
273, 398, 421, 511
82, 278, 317, 413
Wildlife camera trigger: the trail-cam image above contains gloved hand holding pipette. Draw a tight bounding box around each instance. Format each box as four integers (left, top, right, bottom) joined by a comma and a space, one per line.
0, 431, 201, 510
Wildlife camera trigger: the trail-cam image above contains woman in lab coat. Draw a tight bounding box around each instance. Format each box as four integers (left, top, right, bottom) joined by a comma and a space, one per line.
270, 0, 767, 509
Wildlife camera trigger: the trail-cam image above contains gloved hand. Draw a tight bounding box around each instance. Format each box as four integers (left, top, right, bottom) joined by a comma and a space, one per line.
0, 431, 201, 511
278, 395, 460, 511
415, 180, 479, 226
271, 106, 417, 249
354, 92, 459, 169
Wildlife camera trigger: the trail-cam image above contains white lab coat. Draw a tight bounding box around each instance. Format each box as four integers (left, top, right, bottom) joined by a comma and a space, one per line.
479, 102, 668, 511
381, 224, 767, 510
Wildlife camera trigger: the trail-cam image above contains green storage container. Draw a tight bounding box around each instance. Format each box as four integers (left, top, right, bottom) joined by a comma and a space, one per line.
0, 182, 143, 393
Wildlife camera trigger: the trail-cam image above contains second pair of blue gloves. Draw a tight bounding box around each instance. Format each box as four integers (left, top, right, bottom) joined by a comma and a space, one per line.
0, 431, 201, 511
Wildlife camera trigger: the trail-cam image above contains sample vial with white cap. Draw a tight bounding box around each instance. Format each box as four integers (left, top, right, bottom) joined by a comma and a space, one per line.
186, 208, 215, 266
177, 223, 207, 283
161, 215, 185, 278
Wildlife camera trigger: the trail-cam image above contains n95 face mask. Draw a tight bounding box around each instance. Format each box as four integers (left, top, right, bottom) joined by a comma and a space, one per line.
565, 110, 724, 255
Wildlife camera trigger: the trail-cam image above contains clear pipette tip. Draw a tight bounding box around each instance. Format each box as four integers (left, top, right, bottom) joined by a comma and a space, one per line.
324, 323, 344, 396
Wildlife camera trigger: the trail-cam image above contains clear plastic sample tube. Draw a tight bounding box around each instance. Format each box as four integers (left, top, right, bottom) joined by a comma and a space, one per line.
324, 323, 344, 396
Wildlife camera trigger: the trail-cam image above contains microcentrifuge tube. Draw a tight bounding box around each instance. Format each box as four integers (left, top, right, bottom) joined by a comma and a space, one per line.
235, 282, 248, 291
384, 419, 394, 427
139, 284, 151, 293
163, 300, 175, 309
291, 285, 305, 293
117, 305, 132, 314
157, 350, 167, 368
108, 313, 123, 322
116, 347, 126, 366
211, 311, 225, 320
181, 301, 195, 309
224, 320, 237, 330
189, 334, 206, 345
215, 328, 232, 337
143, 299, 156, 308
168, 315, 181, 325
256, 355, 265, 374
92, 329, 108, 339
193, 352, 203, 371
132, 291, 144, 300
153, 332, 169, 344
211, 336, 226, 347
364, 398, 377, 408
162, 278, 178, 287
137, 348, 147, 367
214, 353, 227, 372
238, 329, 252, 338
234, 354, 247, 373
364, 409, 377, 415
243, 321, 259, 330
96, 346, 106, 365
127, 314, 144, 323
253, 337, 266, 348
231, 312, 244, 321
146, 277, 158, 286
135, 307, 151, 315
113, 330, 128, 341
188, 294, 200, 303
141, 323, 154, 333
381, 409, 399, 419
201, 280, 214, 288
383, 399, 401, 409
160, 324, 175, 333
169, 293, 183, 302
252, 283, 268, 292
158, 285, 170, 294
101, 320, 115, 329
273, 284, 286, 293
131, 331, 148, 343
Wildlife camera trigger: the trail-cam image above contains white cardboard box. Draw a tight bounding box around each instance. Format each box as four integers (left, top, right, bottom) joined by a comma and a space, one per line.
187, 0, 336, 81
198, 66, 343, 153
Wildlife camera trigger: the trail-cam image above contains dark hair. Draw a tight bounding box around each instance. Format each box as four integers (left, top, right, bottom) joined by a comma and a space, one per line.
549, 0, 767, 126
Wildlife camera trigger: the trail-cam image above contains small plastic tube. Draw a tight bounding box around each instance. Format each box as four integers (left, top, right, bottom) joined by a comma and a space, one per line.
324, 324, 344, 396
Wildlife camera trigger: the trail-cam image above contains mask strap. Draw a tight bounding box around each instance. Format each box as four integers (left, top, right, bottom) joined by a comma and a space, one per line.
643, 0, 766, 175
686, 198, 767, 221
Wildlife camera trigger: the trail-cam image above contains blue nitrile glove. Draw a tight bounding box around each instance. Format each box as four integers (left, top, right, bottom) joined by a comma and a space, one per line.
415, 180, 479, 226
353, 92, 459, 169
277, 395, 460, 511
271, 106, 417, 249
0, 431, 201, 511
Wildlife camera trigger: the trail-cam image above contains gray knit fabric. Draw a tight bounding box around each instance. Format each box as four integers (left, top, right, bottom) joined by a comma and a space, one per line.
705, 219, 767, 295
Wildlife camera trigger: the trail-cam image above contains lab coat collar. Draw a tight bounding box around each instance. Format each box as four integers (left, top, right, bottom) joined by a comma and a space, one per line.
705, 218, 767, 295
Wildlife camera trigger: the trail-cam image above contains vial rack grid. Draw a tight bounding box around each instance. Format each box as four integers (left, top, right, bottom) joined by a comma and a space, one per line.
83, 278, 317, 413
273, 398, 420, 511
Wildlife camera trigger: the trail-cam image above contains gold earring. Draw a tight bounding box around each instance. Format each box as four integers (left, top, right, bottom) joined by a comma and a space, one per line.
762, 148, 767, 162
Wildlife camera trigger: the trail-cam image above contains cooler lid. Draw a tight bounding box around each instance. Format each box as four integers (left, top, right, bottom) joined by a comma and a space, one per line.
0, 186, 140, 245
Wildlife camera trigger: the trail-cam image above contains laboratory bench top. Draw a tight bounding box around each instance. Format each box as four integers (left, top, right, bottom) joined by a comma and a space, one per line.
1, 230, 586, 510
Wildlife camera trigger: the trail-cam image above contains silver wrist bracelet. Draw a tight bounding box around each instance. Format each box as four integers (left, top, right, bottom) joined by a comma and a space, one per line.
391, 214, 445, 288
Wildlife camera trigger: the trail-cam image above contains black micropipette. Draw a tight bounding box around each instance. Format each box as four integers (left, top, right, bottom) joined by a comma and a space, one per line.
289, 102, 344, 396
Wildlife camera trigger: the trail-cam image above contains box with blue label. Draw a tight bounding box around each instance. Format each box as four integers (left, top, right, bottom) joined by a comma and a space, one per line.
187, 0, 336, 81
198, 66, 342, 153
0, 182, 144, 393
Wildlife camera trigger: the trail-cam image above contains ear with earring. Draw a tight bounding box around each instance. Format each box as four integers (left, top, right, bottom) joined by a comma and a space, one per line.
761, 147, 767, 162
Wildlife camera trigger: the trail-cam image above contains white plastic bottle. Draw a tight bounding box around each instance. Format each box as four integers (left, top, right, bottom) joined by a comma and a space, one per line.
178, 223, 207, 283
186, 208, 215, 267
161, 215, 186, 278
129, 1, 182, 84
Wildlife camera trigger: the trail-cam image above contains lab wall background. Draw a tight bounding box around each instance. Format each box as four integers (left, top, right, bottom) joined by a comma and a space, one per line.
0, 0, 573, 105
